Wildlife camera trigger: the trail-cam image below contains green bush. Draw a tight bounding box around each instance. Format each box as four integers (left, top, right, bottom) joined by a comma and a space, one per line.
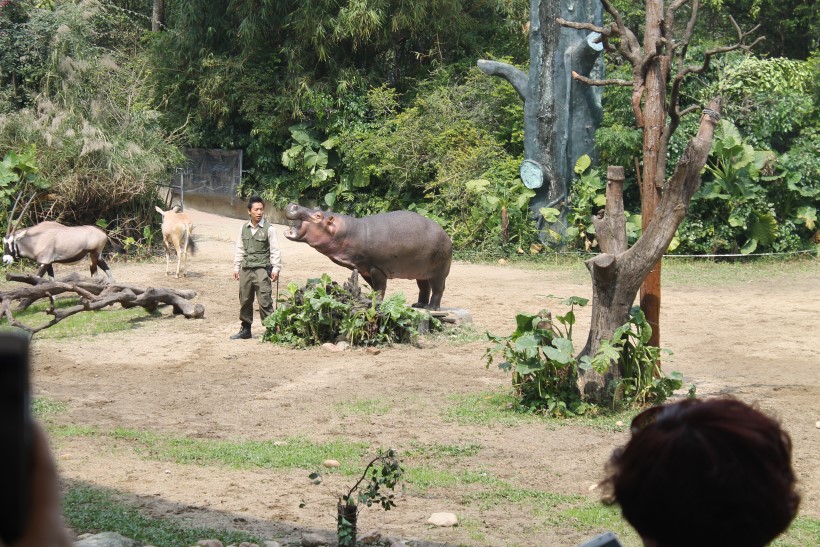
0, 1, 181, 241
485, 297, 682, 416
262, 273, 440, 347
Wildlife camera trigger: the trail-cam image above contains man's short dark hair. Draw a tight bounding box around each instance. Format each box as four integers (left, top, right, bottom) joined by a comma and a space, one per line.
247, 195, 265, 210
603, 398, 799, 547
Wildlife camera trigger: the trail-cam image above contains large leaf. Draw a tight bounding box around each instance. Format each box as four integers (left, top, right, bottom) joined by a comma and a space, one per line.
749, 211, 777, 246
513, 333, 541, 359
562, 296, 589, 307
465, 179, 490, 193
543, 344, 573, 365
281, 145, 303, 168
289, 124, 314, 146
740, 238, 758, 254
574, 154, 592, 175
514, 313, 540, 335
540, 207, 561, 223
795, 206, 817, 230
514, 357, 545, 375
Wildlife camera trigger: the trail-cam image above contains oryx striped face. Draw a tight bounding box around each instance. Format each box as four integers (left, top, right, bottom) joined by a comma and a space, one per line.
3, 235, 16, 265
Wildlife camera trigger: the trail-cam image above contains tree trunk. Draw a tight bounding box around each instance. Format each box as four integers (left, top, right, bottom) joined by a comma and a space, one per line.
639, 0, 669, 349
478, 0, 603, 238
152, 0, 165, 32
577, 99, 722, 400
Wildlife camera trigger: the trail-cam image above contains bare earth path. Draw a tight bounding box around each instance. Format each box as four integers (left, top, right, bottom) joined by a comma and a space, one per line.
23, 208, 820, 546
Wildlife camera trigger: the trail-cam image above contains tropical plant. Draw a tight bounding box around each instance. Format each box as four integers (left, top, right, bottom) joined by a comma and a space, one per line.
280, 123, 339, 196
485, 297, 682, 416
464, 176, 535, 245
0, 145, 50, 227
678, 120, 777, 254
262, 273, 440, 347
545, 155, 642, 251
303, 449, 403, 547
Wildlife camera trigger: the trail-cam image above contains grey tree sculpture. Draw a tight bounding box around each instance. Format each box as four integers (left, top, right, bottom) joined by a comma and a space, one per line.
478, 0, 604, 237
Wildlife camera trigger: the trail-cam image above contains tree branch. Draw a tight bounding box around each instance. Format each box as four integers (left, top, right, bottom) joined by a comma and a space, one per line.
623, 99, 722, 279
476, 60, 529, 100
600, 0, 643, 65
669, 16, 761, 130
571, 71, 632, 87
556, 18, 609, 36
1, 274, 205, 334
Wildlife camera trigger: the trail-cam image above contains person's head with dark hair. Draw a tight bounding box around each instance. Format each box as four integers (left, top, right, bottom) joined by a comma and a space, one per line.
247, 195, 264, 211
603, 398, 799, 547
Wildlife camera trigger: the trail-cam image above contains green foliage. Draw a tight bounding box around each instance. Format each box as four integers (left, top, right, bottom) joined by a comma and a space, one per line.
602, 308, 683, 407
676, 120, 819, 254
305, 448, 404, 547
0, 144, 50, 227
485, 298, 682, 416
63, 486, 261, 547
549, 155, 642, 251
262, 273, 439, 347
707, 55, 816, 150
0, 1, 181, 244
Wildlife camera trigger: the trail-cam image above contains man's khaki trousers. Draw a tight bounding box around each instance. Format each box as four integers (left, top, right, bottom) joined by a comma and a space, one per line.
239, 267, 273, 326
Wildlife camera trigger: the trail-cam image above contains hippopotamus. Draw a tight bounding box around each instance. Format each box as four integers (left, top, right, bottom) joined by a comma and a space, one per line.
283, 203, 452, 310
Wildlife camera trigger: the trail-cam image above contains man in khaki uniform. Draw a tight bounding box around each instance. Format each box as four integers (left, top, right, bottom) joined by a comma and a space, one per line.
230, 196, 282, 339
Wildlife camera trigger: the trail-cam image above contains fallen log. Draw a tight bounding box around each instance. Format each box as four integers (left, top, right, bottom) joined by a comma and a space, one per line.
1, 272, 205, 335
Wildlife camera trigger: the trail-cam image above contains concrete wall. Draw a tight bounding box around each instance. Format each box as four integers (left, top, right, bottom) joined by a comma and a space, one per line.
166, 191, 291, 226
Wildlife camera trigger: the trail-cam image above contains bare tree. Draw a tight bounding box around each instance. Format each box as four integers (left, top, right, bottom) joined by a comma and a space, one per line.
558, 0, 762, 399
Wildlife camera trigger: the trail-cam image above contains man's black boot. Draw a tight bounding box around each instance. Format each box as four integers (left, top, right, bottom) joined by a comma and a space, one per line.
230, 323, 252, 340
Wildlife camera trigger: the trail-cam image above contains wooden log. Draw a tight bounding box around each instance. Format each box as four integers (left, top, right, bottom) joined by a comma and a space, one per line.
1, 273, 204, 334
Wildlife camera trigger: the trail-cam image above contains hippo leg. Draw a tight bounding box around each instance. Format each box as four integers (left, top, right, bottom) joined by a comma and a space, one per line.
413, 280, 431, 308
428, 276, 446, 311
362, 270, 388, 301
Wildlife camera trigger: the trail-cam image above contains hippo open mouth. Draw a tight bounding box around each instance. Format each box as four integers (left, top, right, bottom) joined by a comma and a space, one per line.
283, 221, 307, 241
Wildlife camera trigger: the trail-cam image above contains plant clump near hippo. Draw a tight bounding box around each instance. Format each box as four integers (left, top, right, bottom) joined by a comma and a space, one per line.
262, 273, 441, 347
283, 203, 452, 310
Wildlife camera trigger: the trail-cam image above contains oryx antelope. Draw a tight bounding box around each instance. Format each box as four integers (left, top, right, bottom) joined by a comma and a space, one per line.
2, 220, 114, 279
155, 205, 196, 278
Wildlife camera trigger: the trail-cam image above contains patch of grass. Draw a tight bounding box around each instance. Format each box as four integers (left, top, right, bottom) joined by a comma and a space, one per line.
463, 484, 642, 544
661, 255, 817, 285
444, 391, 546, 426
62, 484, 263, 546
109, 429, 368, 473
404, 467, 501, 490
445, 391, 644, 432
11, 296, 155, 339
465, 485, 580, 508
427, 323, 486, 344
333, 397, 391, 417
551, 500, 641, 545
774, 516, 820, 546
50, 424, 98, 437
403, 441, 482, 459
32, 397, 68, 418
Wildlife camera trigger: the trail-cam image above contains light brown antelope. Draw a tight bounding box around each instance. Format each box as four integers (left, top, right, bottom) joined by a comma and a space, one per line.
155, 205, 196, 278
2, 194, 113, 279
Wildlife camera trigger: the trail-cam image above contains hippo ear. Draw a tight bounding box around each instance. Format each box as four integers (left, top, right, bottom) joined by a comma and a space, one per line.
324, 215, 338, 235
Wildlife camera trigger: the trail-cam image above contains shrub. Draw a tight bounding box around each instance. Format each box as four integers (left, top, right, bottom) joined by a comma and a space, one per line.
262, 273, 440, 347
485, 297, 682, 416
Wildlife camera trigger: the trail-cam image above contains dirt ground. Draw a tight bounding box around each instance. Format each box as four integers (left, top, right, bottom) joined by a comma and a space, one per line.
25, 208, 820, 546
